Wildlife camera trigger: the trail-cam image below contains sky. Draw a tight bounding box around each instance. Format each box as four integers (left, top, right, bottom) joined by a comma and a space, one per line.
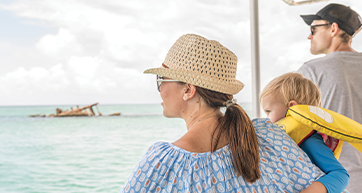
0, 0, 362, 106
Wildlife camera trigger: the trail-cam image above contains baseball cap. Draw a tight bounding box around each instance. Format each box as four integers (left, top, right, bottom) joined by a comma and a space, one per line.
301, 3, 362, 36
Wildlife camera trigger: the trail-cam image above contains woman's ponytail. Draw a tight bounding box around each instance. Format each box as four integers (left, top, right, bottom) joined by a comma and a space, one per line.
197, 87, 260, 183
220, 104, 260, 182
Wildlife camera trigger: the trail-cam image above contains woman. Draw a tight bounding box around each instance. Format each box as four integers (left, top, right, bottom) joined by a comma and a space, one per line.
121, 34, 328, 193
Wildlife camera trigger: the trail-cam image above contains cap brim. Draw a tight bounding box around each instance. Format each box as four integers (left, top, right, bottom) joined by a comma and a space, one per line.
300, 14, 323, 25
144, 67, 244, 95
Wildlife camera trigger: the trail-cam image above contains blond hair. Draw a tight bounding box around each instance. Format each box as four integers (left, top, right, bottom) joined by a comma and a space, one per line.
260, 72, 321, 106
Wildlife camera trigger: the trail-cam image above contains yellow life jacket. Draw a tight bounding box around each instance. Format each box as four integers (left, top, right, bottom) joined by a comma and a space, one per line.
275, 105, 362, 159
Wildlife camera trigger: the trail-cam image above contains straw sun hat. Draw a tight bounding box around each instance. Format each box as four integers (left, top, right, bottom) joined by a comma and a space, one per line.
144, 34, 244, 95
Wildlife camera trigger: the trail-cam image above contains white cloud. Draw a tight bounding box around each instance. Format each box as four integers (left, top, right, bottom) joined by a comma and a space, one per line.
36, 28, 82, 56
1, 0, 362, 106
67, 56, 99, 79
0, 65, 70, 95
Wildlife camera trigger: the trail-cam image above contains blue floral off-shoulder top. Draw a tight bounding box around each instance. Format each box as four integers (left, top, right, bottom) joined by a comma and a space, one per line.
121, 118, 346, 193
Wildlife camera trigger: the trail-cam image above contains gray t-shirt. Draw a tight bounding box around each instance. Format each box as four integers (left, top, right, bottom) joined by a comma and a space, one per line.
298, 51, 362, 192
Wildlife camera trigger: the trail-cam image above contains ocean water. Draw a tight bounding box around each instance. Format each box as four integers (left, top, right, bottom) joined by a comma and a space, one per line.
0, 103, 252, 193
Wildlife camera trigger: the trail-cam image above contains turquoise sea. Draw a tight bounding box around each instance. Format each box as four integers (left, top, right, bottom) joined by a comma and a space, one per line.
0, 103, 252, 193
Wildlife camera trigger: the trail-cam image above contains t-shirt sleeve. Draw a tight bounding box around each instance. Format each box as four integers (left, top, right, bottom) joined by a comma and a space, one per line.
300, 132, 349, 193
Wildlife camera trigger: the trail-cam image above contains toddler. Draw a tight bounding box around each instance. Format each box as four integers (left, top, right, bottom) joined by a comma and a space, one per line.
260, 72, 349, 193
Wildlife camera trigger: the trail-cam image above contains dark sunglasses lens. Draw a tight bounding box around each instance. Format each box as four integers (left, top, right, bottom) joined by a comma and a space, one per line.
156, 75, 162, 92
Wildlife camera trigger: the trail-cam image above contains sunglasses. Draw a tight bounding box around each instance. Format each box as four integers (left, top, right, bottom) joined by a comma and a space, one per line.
156, 75, 181, 92
310, 23, 331, 35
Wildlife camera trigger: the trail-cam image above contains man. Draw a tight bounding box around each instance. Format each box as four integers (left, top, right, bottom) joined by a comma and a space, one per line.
298, 3, 362, 192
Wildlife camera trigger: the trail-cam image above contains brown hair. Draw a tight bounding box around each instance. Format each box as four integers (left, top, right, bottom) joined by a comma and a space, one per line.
197, 87, 260, 183
260, 72, 321, 106
339, 30, 352, 44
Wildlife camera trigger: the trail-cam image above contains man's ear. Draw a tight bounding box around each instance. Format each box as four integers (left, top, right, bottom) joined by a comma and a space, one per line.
330, 22, 340, 37
288, 100, 298, 107
183, 84, 197, 101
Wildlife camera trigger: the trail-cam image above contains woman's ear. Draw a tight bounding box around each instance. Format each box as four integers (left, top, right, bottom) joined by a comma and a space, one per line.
183, 84, 197, 101
288, 100, 298, 107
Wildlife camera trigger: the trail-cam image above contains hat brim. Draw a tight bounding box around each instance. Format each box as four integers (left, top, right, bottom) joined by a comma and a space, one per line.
144, 67, 244, 95
300, 14, 323, 25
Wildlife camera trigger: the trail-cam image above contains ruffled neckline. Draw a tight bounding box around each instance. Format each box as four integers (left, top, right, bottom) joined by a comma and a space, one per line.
160, 142, 230, 157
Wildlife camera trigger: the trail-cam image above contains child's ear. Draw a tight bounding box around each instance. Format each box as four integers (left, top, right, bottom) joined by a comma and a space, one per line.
288, 100, 299, 107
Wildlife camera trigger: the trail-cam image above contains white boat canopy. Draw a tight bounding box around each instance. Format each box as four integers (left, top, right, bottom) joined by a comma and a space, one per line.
283, 0, 328, 6
249, 0, 328, 118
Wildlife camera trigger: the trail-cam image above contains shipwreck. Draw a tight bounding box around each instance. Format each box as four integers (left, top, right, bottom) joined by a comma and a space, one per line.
29, 103, 121, 117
